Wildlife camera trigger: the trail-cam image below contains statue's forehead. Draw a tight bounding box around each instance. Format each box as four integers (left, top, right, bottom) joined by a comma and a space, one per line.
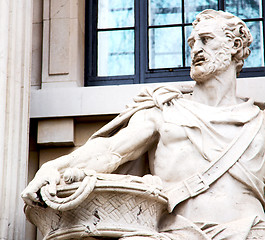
190, 19, 225, 38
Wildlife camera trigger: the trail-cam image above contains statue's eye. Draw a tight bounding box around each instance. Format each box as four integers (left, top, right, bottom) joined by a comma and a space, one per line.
201, 37, 207, 44
201, 36, 212, 45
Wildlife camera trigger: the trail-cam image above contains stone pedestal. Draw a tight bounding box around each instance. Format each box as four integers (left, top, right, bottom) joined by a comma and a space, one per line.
0, 0, 33, 239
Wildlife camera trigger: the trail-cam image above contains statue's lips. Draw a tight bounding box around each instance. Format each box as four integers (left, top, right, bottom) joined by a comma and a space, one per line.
192, 55, 206, 66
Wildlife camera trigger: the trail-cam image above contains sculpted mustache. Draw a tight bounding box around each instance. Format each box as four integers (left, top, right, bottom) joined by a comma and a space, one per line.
192, 49, 207, 64
192, 52, 207, 65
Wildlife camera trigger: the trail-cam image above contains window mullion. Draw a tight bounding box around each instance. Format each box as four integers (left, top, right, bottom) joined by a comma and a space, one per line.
261, 0, 265, 66
85, 0, 98, 83
219, 0, 225, 11
135, 0, 140, 84
138, 0, 148, 84
92, 0, 98, 77
182, 0, 185, 67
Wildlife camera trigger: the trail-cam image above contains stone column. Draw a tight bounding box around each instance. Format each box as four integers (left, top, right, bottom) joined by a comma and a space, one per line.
0, 0, 33, 239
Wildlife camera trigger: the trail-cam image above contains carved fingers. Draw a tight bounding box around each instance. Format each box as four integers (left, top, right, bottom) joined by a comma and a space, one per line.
21, 168, 61, 206
63, 167, 86, 183
21, 165, 98, 209
46, 173, 60, 196
63, 167, 97, 184
41, 170, 97, 211
21, 182, 42, 206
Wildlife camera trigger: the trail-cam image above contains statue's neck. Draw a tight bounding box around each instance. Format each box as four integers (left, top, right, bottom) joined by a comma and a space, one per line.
192, 65, 238, 107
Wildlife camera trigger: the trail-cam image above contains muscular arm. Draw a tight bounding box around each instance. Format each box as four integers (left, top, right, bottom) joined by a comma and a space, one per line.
22, 108, 161, 205
52, 108, 159, 171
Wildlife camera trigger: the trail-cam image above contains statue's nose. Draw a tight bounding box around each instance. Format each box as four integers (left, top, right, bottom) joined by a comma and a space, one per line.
191, 40, 204, 56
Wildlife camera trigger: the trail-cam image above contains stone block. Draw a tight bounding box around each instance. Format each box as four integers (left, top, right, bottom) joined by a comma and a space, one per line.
37, 118, 74, 146
51, 0, 70, 19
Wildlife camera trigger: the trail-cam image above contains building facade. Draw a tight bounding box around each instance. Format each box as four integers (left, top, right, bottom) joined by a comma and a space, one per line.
1, 0, 265, 239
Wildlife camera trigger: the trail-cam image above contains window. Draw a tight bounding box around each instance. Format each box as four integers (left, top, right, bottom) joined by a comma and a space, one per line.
85, 0, 265, 86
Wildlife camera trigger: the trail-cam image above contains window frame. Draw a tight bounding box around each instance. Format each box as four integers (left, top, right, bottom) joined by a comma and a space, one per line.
85, 0, 265, 86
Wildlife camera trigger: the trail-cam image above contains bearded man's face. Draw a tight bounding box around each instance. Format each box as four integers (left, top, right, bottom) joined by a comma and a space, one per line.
188, 19, 233, 83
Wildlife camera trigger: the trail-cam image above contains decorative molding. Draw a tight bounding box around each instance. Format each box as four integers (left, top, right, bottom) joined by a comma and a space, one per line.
49, 0, 70, 75
42, 0, 85, 87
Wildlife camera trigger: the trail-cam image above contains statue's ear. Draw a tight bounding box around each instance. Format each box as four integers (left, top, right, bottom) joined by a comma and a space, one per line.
232, 37, 243, 54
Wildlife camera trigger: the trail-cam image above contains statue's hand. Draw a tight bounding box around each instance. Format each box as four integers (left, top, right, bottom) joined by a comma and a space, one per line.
21, 166, 60, 207
63, 167, 87, 183
41, 168, 97, 211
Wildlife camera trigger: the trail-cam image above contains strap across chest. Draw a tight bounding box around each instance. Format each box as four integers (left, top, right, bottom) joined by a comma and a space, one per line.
164, 112, 263, 213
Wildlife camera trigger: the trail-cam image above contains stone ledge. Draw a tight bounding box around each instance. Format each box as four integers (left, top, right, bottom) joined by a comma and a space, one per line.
30, 77, 265, 118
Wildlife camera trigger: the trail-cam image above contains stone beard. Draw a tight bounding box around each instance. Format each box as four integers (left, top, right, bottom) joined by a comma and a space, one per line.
190, 41, 232, 82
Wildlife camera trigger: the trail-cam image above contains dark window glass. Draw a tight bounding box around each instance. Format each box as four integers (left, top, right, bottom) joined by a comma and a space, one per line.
98, 0, 134, 28
225, 0, 262, 19
185, 25, 193, 67
97, 0, 135, 77
149, 0, 182, 25
185, 0, 218, 23
245, 21, 264, 68
98, 30, 135, 76
149, 27, 183, 69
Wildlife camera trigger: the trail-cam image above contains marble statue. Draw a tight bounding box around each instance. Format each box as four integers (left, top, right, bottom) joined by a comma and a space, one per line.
22, 9, 265, 239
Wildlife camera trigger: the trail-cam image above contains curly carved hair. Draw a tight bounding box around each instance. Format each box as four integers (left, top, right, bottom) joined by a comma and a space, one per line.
193, 9, 253, 75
